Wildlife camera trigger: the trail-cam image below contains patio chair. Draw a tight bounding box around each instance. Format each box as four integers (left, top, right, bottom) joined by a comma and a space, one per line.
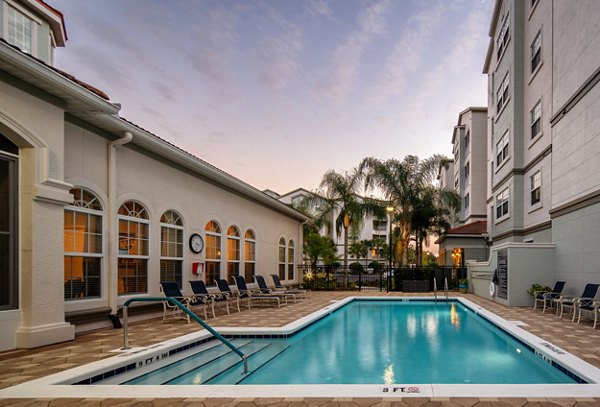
159, 281, 206, 323
577, 300, 600, 328
233, 275, 285, 308
254, 274, 298, 303
271, 274, 309, 298
558, 283, 600, 321
533, 281, 565, 312
189, 280, 234, 317
216, 278, 250, 310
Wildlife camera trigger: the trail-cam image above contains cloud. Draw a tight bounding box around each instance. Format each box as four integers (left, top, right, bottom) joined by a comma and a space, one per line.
304, 0, 334, 19
315, 0, 392, 101
254, 7, 304, 92
367, 2, 446, 106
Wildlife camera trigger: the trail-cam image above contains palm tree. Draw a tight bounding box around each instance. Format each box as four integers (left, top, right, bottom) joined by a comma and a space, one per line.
360, 155, 459, 266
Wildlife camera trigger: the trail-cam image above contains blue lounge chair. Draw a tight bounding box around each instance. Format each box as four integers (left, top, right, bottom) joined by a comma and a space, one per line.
189, 280, 233, 317
558, 283, 600, 321
533, 281, 565, 312
271, 274, 309, 298
216, 278, 249, 310
255, 275, 297, 303
159, 281, 205, 323
234, 275, 285, 308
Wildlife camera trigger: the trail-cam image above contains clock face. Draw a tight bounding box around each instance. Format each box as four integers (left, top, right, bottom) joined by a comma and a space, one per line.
189, 233, 204, 254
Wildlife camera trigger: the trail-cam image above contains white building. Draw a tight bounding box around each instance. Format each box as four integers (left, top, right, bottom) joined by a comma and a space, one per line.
0, 0, 307, 351
469, 0, 600, 305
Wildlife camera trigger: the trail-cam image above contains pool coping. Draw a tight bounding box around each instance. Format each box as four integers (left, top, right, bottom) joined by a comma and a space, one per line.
1, 296, 600, 398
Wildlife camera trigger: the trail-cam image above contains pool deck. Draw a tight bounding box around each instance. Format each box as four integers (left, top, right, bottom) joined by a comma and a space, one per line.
1, 291, 600, 406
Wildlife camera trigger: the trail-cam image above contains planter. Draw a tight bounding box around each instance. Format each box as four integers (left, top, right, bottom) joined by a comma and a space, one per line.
459, 285, 468, 294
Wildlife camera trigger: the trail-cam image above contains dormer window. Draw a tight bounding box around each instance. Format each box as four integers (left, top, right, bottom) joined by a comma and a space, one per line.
6, 3, 34, 54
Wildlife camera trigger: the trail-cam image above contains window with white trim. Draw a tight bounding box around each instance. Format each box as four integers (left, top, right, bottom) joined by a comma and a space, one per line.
531, 30, 542, 73
226, 226, 240, 283
6, 3, 33, 54
464, 193, 470, 210
464, 131, 470, 149
496, 131, 509, 166
464, 162, 470, 181
496, 72, 510, 113
205, 220, 222, 286
496, 13, 510, 60
530, 171, 541, 205
244, 230, 256, 283
278, 237, 286, 280
531, 100, 541, 139
118, 201, 149, 295
64, 188, 102, 300
287, 239, 295, 280
160, 210, 183, 287
495, 188, 509, 220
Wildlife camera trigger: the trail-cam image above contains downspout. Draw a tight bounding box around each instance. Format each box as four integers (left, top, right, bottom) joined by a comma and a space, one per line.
107, 131, 133, 325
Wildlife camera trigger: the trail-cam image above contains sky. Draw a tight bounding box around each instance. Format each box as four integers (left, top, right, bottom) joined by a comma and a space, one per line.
51, 0, 493, 195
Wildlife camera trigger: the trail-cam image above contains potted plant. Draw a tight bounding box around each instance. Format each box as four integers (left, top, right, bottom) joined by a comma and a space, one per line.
458, 278, 469, 294
527, 283, 550, 297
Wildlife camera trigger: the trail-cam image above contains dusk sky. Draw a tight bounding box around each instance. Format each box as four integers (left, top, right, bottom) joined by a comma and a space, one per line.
52, 0, 493, 195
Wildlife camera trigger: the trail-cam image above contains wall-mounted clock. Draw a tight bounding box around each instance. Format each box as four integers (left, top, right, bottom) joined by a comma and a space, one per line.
189, 233, 204, 254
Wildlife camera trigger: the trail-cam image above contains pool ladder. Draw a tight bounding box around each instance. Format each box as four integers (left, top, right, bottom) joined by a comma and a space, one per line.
120, 297, 248, 374
433, 277, 449, 302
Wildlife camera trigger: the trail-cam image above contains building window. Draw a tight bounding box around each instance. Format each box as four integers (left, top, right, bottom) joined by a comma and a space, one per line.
0, 137, 19, 310
530, 171, 541, 205
464, 131, 470, 148
454, 177, 459, 190
244, 230, 256, 283
496, 13, 510, 60
64, 188, 102, 300
160, 210, 183, 287
6, 4, 33, 54
278, 237, 286, 280
205, 220, 222, 286
372, 219, 387, 230
464, 162, 470, 180
531, 30, 542, 73
496, 131, 509, 166
495, 188, 509, 220
118, 201, 149, 295
464, 193, 470, 210
226, 226, 240, 283
496, 73, 510, 113
531, 101, 541, 139
287, 239, 295, 280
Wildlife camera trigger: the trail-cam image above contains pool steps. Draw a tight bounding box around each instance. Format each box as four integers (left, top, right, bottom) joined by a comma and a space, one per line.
123, 339, 290, 385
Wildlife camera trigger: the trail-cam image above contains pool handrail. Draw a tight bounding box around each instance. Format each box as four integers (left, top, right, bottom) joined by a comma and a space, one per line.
121, 297, 248, 374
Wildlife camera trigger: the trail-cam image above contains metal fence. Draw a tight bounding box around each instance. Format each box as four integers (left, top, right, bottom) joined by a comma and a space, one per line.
300, 265, 466, 292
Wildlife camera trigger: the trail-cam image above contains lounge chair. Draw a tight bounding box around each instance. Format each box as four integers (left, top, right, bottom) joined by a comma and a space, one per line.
233, 275, 286, 308
533, 281, 565, 312
577, 300, 600, 328
271, 274, 309, 298
254, 275, 298, 303
216, 278, 251, 310
558, 283, 600, 321
159, 281, 206, 323
189, 280, 234, 317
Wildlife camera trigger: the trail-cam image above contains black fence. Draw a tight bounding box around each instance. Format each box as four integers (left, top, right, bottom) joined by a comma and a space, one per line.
300, 265, 466, 292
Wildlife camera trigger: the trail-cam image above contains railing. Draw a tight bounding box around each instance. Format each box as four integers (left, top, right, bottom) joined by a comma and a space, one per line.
300, 265, 466, 292
121, 297, 248, 374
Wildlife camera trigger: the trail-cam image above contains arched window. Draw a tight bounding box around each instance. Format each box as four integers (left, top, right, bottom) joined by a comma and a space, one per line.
0, 134, 18, 310
64, 188, 103, 300
118, 201, 149, 295
160, 210, 183, 287
287, 239, 295, 280
226, 226, 240, 283
244, 230, 256, 283
205, 220, 222, 286
278, 237, 286, 280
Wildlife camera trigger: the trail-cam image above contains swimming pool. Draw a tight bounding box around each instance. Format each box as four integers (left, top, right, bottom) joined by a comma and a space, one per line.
2, 297, 600, 398
125, 300, 575, 385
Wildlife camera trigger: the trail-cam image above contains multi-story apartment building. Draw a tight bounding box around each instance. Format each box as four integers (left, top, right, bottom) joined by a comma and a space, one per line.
469, 0, 600, 305
437, 108, 488, 266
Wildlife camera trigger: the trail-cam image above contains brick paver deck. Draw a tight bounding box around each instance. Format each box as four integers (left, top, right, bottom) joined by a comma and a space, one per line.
0, 291, 599, 406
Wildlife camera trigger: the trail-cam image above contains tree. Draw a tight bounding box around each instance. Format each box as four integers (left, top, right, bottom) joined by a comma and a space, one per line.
360, 155, 459, 266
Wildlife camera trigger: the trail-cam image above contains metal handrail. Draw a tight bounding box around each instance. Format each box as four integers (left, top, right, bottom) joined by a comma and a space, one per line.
433, 278, 438, 302
121, 297, 248, 374
444, 277, 449, 301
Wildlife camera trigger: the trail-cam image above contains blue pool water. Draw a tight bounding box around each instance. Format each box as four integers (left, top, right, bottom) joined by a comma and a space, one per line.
126, 300, 576, 385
